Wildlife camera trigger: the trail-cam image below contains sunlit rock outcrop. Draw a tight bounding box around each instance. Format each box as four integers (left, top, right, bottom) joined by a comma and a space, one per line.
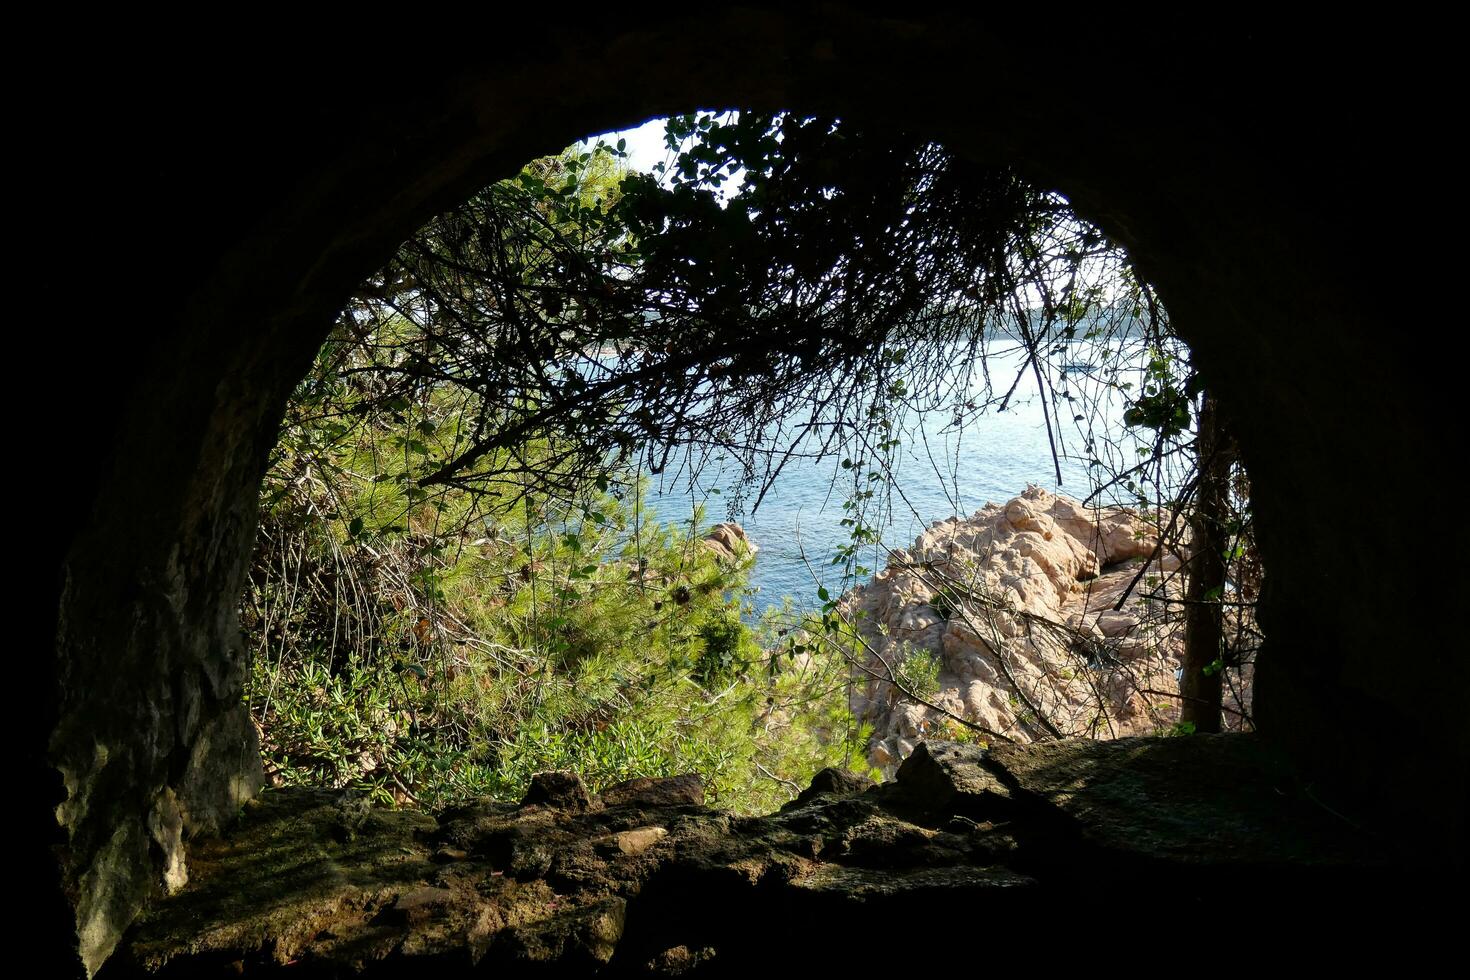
701, 522, 758, 564
844, 487, 1205, 773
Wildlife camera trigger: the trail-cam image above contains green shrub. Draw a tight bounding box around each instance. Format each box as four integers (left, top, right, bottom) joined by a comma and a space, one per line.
242, 141, 878, 813
245, 343, 869, 813
893, 647, 942, 700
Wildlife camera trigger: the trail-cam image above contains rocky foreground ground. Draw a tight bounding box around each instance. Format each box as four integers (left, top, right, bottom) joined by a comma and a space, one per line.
102, 735, 1437, 977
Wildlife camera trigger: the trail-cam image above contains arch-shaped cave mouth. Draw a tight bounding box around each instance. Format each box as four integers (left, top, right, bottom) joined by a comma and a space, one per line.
103, 113, 1295, 974
245, 111, 1260, 817
52, 16, 1462, 976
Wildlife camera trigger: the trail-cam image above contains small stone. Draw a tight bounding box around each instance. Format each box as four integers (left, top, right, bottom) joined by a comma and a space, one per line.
433, 847, 469, 862
701, 522, 758, 563
385, 886, 456, 924
894, 740, 1012, 817
609, 826, 668, 856
521, 771, 593, 810
599, 774, 705, 809
790, 767, 875, 808
649, 945, 717, 974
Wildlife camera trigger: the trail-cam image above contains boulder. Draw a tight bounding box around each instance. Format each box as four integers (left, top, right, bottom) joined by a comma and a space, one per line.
701, 522, 758, 563
788, 767, 875, 809
838, 487, 1255, 773
893, 741, 1012, 817
522, 771, 594, 811
605, 826, 669, 856
599, 774, 705, 809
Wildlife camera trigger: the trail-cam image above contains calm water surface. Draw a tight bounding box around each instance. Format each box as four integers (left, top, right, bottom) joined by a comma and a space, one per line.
638, 343, 1138, 615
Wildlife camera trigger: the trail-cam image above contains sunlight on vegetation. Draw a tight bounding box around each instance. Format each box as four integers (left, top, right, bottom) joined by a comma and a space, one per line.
246, 346, 870, 811
244, 111, 1259, 812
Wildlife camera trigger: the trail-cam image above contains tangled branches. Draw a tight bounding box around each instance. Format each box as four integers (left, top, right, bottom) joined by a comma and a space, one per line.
333, 113, 1138, 519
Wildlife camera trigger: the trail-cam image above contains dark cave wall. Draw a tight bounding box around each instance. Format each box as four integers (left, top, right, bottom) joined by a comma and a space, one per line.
46, 10, 1464, 974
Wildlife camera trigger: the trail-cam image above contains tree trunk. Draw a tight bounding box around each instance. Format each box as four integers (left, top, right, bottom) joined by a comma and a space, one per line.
1181, 391, 1233, 733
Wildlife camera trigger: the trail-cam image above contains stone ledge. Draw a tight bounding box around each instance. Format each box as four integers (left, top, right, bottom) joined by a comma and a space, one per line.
102, 736, 1449, 977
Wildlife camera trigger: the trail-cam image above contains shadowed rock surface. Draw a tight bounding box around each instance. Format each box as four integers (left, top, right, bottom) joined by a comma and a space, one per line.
101, 735, 1441, 976
43, 12, 1466, 974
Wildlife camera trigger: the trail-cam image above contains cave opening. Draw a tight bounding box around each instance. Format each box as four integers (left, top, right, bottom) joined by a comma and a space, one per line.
49, 16, 1463, 976
243, 112, 1262, 819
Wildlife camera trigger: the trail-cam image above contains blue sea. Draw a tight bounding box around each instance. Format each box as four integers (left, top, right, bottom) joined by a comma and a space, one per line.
636, 341, 1150, 616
